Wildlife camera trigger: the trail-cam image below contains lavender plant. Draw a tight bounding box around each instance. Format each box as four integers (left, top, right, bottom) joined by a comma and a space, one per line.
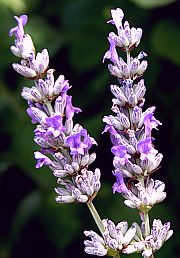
9, 8, 173, 258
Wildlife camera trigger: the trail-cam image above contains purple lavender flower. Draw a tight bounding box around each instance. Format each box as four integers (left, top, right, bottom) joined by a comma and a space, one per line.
34, 151, 52, 168
26, 106, 47, 124
55, 168, 101, 203
123, 219, 173, 256
45, 115, 65, 138
137, 137, 152, 154
65, 95, 82, 119
111, 145, 131, 165
143, 107, 162, 137
66, 129, 96, 156
9, 15, 49, 79
103, 37, 119, 63
84, 219, 137, 256
106, 8, 142, 51
137, 138, 158, 162
113, 172, 129, 194
9, 15, 28, 40
102, 124, 117, 136
107, 8, 124, 30
54, 75, 71, 97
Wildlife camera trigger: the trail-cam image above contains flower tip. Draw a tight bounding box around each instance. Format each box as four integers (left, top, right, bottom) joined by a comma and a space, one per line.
14, 14, 28, 26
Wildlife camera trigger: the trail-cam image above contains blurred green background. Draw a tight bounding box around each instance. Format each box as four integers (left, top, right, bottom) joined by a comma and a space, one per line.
0, 0, 179, 257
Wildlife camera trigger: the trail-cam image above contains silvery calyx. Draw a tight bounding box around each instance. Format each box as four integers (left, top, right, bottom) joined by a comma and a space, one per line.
9, 8, 173, 258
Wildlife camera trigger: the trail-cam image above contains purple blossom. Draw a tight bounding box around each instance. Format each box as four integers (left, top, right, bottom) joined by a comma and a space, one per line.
137, 137, 152, 154
34, 151, 52, 168
61, 80, 71, 98
107, 8, 124, 30
113, 171, 129, 194
12, 63, 37, 78
66, 129, 95, 156
143, 107, 162, 136
9, 15, 28, 40
34, 126, 46, 136
45, 114, 65, 138
111, 145, 131, 165
65, 95, 82, 120
103, 37, 119, 63
102, 125, 118, 146
26, 106, 47, 124
137, 137, 158, 162
27, 107, 38, 124
102, 124, 117, 136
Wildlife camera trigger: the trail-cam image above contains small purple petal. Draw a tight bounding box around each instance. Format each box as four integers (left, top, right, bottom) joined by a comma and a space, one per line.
137, 137, 152, 155
26, 107, 38, 124
113, 172, 128, 194
107, 8, 124, 30
65, 95, 82, 120
143, 107, 162, 136
102, 124, 117, 135
34, 151, 52, 168
66, 133, 87, 155
66, 129, 95, 156
9, 14, 28, 40
103, 37, 119, 63
111, 145, 131, 165
45, 115, 65, 137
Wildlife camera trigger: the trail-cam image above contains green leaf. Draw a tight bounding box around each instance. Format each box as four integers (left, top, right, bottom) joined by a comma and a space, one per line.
128, 0, 177, 8
151, 20, 180, 66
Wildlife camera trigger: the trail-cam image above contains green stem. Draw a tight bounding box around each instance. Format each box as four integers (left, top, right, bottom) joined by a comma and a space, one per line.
138, 177, 150, 237
144, 212, 150, 237
87, 202, 121, 258
126, 50, 131, 67
113, 253, 120, 258
87, 202, 105, 236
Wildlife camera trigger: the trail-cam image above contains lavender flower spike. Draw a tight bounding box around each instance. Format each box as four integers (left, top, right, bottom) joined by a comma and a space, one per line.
102, 7, 172, 257
9, 13, 101, 206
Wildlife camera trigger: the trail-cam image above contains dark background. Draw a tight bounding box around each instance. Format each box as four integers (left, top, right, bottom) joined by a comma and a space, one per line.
0, 0, 179, 257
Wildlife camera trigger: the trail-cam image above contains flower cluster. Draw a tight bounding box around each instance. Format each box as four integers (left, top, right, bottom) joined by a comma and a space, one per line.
83, 8, 173, 257
84, 219, 172, 257
9, 15, 101, 203
102, 7, 164, 211
84, 220, 137, 256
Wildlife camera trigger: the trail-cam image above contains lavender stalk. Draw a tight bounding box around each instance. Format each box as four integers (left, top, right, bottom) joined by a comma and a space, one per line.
101, 8, 173, 257
9, 14, 102, 226
9, 8, 173, 258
